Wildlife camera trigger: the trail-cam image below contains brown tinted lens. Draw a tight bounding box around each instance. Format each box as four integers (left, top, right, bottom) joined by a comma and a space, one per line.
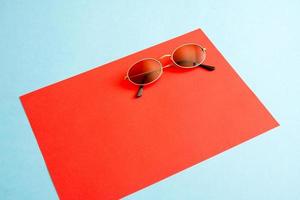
128, 59, 162, 85
172, 44, 206, 68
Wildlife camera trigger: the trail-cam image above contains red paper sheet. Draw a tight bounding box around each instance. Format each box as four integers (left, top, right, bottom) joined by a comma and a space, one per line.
20, 29, 279, 199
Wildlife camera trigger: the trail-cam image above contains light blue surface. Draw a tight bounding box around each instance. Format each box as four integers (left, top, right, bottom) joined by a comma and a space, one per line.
1, 0, 299, 199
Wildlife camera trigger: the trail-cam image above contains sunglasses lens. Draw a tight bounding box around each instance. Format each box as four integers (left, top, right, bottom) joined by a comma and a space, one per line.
172, 44, 206, 68
128, 59, 162, 85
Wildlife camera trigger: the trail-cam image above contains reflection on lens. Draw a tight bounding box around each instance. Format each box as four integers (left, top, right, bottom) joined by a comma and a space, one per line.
128, 59, 162, 85
172, 44, 206, 68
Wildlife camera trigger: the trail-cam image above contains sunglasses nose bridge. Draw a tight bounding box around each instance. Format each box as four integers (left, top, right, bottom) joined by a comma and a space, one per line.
159, 54, 171, 60
158, 54, 173, 68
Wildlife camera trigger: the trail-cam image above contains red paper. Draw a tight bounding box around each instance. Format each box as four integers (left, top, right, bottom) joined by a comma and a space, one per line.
20, 29, 279, 199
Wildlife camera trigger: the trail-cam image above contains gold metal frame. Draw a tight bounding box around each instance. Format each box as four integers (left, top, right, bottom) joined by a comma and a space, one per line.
124, 43, 207, 85
124, 58, 164, 86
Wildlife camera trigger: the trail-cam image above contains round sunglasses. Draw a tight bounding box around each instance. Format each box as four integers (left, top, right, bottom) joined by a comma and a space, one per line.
124, 43, 216, 97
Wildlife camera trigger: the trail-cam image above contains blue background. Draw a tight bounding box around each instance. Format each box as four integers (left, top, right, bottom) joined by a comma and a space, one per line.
1, 0, 299, 199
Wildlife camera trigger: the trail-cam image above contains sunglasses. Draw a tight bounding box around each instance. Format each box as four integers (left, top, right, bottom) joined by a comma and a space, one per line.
124, 43, 216, 97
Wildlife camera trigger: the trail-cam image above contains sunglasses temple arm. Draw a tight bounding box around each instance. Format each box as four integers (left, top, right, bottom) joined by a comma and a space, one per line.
199, 64, 215, 71
136, 85, 144, 98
